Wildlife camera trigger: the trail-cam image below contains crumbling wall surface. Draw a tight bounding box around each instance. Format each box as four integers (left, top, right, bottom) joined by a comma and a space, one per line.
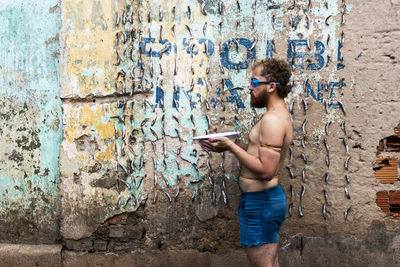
280, 0, 400, 238
58, 0, 400, 260
59, 0, 249, 243
279, 0, 400, 264
0, 0, 62, 242
0, 0, 399, 265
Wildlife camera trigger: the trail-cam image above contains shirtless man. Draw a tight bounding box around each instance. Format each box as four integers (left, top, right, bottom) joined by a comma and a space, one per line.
200, 58, 293, 267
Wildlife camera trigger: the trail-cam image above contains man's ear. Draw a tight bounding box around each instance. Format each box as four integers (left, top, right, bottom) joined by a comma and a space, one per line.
267, 83, 276, 93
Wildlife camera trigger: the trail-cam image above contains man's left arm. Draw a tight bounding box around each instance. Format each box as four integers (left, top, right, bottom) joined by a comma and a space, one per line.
228, 115, 284, 179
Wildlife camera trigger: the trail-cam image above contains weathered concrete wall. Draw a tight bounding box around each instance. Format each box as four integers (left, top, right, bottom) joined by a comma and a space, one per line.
59, 0, 356, 246
0, 244, 62, 267
0, 0, 61, 242
0, 0, 399, 266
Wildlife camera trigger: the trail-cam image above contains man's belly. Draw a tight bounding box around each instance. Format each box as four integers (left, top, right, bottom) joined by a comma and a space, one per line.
239, 176, 279, 193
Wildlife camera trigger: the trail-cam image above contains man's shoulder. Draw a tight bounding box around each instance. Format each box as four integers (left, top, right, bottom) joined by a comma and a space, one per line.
259, 111, 288, 135
260, 112, 281, 126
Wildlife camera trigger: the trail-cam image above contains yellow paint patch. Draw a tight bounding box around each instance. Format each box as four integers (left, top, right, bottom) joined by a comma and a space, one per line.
62, 0, 118, 97
96, 144, 114, 161
64, 104, 114, 142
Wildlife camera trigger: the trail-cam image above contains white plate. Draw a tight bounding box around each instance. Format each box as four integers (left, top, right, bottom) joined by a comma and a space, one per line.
193, 131, 241, 140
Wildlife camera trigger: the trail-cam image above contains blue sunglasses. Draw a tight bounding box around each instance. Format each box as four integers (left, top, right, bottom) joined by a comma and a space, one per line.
250, 78, 280, 87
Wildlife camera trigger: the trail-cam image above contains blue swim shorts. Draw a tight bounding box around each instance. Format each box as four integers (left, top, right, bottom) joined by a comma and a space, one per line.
238, 184, 287, 247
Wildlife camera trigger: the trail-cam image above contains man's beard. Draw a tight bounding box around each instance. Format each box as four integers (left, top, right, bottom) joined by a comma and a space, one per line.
250, 90, 268, 108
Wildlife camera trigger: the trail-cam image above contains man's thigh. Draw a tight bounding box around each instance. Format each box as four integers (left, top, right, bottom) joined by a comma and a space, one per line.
245, 243, 278, 267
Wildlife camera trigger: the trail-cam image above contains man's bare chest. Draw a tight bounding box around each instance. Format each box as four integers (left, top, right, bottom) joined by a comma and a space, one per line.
248, 121, 261, 146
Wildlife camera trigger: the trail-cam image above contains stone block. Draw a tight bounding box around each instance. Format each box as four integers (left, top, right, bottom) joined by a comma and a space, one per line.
64, 240, 93, 251
93, 240, 108, 251
125, 226, 146, 240
109, 225, 125, 238
107, 241, 132, 252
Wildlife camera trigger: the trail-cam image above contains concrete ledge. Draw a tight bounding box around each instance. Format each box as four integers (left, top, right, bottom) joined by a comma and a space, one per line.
62, 249, 251, 267
0, 244, 62, 267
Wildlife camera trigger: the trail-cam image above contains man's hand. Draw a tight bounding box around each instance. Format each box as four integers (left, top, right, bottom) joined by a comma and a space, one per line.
199, 137, 233, 153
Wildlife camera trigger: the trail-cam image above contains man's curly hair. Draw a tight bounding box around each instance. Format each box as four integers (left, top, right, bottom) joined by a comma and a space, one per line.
253, 58, 293, 98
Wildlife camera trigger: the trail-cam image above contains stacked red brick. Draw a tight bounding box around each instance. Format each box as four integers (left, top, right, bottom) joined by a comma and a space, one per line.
375, 123, 400, 216
389, 191, 400, 217
376, 191, 389, 214
374, 158, 398, 184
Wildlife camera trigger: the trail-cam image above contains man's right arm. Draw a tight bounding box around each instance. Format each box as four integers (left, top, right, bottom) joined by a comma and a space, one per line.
235, 138, 247, 150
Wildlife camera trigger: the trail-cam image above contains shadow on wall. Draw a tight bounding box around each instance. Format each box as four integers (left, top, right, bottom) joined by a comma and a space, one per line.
375, 123, 400, 216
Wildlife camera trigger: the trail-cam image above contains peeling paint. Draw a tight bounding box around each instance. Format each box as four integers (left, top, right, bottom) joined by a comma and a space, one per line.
0, 0, 62, 242
56, 0, 362, 242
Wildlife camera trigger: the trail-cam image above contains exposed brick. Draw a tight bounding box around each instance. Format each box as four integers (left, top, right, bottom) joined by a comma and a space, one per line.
385, 135, 400, 152
376, 191, 389, 214
376, 139, 384, 156
390, 210, 400, 217
389, 191, 400, 217
389, 191, 400, 205
376, 123, 400, 154
125, 227, 146, 240
374, 158, 398, 184
108, 225, 125, 238
376, 191, 400, 217
107, 241, 132, 252
64, 240, 93, 251
93, 240, 108, 251
94, 225, 108, 238
107, 214, 127, 225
